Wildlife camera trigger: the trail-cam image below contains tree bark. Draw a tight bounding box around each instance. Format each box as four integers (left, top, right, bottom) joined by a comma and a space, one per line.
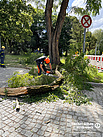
45, 0, 53, 62
45, 0, 69, 65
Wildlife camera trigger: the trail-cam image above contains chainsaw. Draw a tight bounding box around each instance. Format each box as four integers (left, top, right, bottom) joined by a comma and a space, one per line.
43, 71, 59, 78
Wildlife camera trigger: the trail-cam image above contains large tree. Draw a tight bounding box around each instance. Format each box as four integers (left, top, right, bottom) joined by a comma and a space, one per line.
45, 0, 69, 65
27, 0, 102, 64
45, 0, 102, 65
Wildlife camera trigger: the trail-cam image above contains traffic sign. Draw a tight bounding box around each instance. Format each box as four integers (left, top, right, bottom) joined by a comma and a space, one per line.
81, 15, 92, 28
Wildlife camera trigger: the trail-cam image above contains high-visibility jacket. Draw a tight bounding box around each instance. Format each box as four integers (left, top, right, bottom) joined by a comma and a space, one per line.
0, 49, 5, 66
0, 49, 5, 59
36, 56, 51, 75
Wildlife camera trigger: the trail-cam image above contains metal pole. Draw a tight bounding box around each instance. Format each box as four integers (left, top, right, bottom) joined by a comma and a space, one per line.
83, 28, 86, 53
0, 34, 1, 66
98, 46, 99, 54
95, 44, 97, 55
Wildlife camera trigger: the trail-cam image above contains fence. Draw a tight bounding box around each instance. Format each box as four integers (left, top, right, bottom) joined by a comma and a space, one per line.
85, 55, 103, 71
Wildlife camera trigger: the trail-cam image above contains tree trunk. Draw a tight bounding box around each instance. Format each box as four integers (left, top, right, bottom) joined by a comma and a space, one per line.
45, 0, 69, 65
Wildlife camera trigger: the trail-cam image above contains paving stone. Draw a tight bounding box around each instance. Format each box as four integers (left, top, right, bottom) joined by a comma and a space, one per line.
65, 134, 72, 137
0, 130, 4, 136
37, 129, 45, 136
41, 125, 47, 131
8, 132, 18, 137
59, 135, 65, 137
51, 133, 59, 137
95, 132, 102, 137
46, 127, 53, 132
44, 132, 51, 137
3, 125, 10, 131
2, 131, 10, 137
25, 130, 33, 137
16, 134, 23, 137
15, 127, 22, 133
20, 129, 26, 135
20, 124, 27, 129
32, 134, 39, 137
32, 127, 39, 133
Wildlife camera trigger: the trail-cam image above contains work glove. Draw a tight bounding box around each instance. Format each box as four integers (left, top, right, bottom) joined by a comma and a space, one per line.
43, 71, 46, 74
51, 70, 53, 73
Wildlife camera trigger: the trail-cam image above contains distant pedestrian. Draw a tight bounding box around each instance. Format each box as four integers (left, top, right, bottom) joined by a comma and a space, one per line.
0, 46, 6, 68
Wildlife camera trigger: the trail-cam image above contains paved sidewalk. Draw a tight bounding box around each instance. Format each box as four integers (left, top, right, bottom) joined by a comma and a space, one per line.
0, 67, 103, 137
0, 67, 29, 88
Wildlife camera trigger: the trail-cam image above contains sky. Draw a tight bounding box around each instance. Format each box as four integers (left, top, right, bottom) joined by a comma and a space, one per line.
28, 0, 103, 33
69, 0, 103, 33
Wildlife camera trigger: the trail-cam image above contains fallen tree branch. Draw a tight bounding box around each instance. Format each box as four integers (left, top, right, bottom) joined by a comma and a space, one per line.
0, 67, 63, 96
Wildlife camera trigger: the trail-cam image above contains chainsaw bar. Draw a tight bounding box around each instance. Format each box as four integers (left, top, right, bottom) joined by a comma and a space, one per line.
44, 73, 59, 78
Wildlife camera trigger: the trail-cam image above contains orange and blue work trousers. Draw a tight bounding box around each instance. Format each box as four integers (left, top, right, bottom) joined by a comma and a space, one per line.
37, 63, 47, 75
37, 63, 50, 75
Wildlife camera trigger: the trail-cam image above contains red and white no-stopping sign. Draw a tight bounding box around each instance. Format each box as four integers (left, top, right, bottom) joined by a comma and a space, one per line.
81, 15, 92, 28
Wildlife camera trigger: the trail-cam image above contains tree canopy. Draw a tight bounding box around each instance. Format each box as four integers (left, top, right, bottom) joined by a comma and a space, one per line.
32, 0, 102, 65
0, 0, 35, 53
0, 0, 102, 57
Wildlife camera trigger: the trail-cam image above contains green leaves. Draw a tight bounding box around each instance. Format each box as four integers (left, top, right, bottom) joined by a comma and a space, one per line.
69, 16, 84, 53
7, 72, 34, 88
61, 52, 92, 97
72, 0, 102, 16
7, 70, 56, 88
34, 74, 56, 85
64, 90, 92, 106
0, 0, 35, 45
86, 0, 102, 15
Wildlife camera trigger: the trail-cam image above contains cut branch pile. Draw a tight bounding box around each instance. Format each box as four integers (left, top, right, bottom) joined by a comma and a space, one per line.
0, 67, 63, 96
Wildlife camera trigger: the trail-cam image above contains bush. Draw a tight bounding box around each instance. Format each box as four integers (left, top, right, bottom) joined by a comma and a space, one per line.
59, 52, 93, 105
61, 51, 92, 90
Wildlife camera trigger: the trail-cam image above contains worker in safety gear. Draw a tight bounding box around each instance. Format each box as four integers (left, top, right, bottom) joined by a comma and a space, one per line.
36, 56, 53, 75
0, 46, 6, 68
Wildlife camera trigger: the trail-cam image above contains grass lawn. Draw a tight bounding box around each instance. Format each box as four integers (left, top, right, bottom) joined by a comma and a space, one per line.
5, 54, 36, 68
96, 72, 103, 83
5, 54, 26, 67
5, 54, 103, 83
